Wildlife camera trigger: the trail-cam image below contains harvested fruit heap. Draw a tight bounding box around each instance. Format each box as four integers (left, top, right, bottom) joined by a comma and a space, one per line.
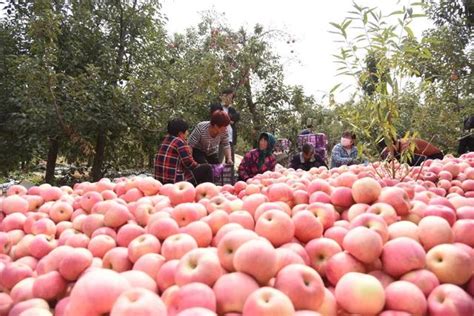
1, 153, 474, 316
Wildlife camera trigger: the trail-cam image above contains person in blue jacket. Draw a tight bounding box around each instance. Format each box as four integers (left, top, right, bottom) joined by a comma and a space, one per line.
330, 131, 359, 168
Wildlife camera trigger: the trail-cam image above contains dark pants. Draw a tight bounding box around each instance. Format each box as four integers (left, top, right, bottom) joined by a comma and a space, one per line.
190, 164, 213, 185
411, 152, 444, 166
193, 148, 220, 164
458, 134, 474, 155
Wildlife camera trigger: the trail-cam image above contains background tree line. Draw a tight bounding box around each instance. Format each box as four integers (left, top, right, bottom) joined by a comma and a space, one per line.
0, 0, 472, 183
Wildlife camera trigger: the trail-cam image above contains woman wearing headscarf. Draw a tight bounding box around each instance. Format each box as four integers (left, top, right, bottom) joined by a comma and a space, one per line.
238, 132, 277, 181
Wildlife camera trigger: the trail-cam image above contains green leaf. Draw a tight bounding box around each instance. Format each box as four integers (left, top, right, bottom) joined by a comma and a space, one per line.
329, 22, 342, 30
387, 10, 404, 17
404, 26, 415, 38
342, 19, 353, 30
330, 83, 342, 93
353, 2, 363, 12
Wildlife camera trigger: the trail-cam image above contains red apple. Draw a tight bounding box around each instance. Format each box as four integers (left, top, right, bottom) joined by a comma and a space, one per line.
67, 268, 131, 315
213, 272, 259, 314
103, 247, 133, 272
427, 284, 473, 316
381, 237, 426, 278
292, 211, 323, 243
350, 213, 389, 243
378, 187, 411, 216
274, 264, 325, 311
167, 283, 217, 315
255, 210, 295, 247
242, 287, 295, 316
325, 252, 366, 286
352, 177, 382, 204
88, 234, 116, 258
110, 288, 166, 316
161, 233, 198, 261
452, 219, 474, 246
400, 269, 440, 297
175, 248, 224, 287
147, 217, 179, 241
228, 211, 255, 230
233, 239, 277, 285
132, 253, 165, 281
304, 238, 342, 277
127, 234, 160, 263
368, 270, 394, 288
335, 272, 385, 315
426, 243, 472, 285
388, 221, 419, 241
217, 229, 259, 272
169, 181, 196, 206
120, 270, 157, 292
418, 216, 454, 250
195, 182, 220, 201
384, 280, 427, 315
32, 270, 67, 301
342, 226, 383, 263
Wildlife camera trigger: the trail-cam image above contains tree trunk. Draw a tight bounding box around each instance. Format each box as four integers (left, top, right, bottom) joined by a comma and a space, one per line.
244, 79, 261, 145
91, 129, 106, 181
149, 153, 154, 169
45, 138, 59, 184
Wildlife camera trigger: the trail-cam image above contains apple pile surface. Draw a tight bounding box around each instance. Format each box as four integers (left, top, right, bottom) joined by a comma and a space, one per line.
0, 152, 473, 315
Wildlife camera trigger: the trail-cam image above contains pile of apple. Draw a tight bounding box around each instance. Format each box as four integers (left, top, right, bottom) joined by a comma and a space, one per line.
0, 153, 473, 316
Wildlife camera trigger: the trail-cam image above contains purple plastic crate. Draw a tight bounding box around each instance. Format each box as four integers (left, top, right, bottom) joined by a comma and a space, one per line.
275, 138, 291, 152
211, 164, 225, 178
297, 133, 328, 149
211, 164, 235, 186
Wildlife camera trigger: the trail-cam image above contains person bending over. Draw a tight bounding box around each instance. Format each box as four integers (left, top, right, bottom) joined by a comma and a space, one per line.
154, 119, 213, 185
381, 137, 443, 166
188, 110, 233, 165
290, 143, 327, 171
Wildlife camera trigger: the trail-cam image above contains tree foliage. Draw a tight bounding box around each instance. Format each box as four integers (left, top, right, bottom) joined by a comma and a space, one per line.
330, 1, 473, 163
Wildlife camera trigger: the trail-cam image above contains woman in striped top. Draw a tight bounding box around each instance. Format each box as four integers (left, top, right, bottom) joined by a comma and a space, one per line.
188, 110, 233, 165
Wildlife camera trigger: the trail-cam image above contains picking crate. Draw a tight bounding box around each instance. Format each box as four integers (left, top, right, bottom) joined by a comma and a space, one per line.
297, 133, 328, 149
275, 138, 291, 153
211, 164, 235, 186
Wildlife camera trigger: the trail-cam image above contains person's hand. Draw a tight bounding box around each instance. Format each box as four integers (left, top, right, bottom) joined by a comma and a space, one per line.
226, 159, 233, 165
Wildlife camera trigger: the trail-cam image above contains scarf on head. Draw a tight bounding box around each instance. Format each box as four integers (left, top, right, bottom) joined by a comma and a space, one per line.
257, 132, 276, 169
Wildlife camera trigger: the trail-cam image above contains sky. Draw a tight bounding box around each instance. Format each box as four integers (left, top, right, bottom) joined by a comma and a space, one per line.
161, 0, 433, 103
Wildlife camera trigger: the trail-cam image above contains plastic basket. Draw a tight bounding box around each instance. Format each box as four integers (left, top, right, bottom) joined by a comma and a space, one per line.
297, 133, 328, 149
211, 164, 235, 186
275, 138, 291, 152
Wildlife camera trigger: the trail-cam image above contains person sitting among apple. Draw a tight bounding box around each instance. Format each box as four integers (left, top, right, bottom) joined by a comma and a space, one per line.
330, 131, 359, 168
290, 143, 327, 171
238, 132, 277, 181
154, 118, 213, 185
380, 137, 444, 166
188, 110, 233, 165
